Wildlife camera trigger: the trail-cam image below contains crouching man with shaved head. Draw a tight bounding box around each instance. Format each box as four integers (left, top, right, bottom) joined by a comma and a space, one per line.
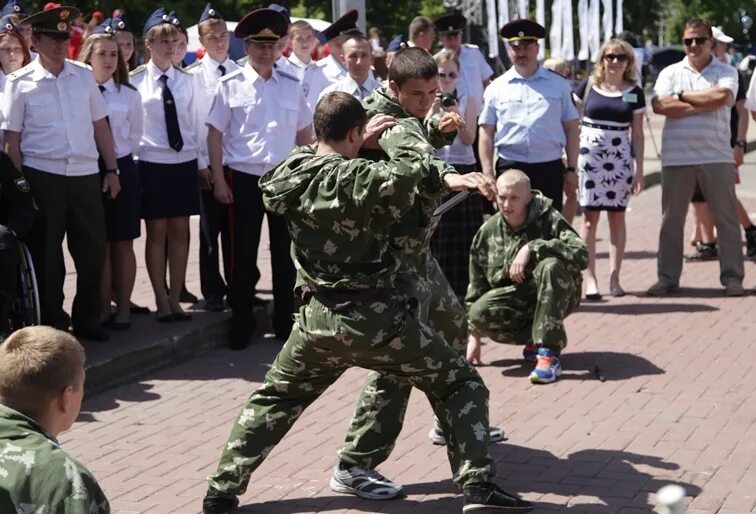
466, 170, 588, 384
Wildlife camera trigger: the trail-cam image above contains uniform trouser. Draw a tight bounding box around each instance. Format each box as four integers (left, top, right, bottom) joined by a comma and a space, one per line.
496, 158, 565, 212
337, 259, 469, 471
226, 169, 295, 336
199, 189, 230, 301
658, 163, 744, 287
207, 291, 495, 494
467, 257, 581, 350
23, 168, 105, 331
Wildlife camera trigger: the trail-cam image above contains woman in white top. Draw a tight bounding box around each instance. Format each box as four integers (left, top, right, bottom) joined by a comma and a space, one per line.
79, 26, 144, 330
427, 50, 485, 298
0, 16, 31, 147
131, 8, 208, 322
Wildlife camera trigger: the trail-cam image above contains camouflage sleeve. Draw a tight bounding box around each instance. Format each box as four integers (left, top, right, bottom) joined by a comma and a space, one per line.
425, 113, 457, 149
378, 118, 458, 198
465, 223, 492, 310
527, 212, 589, 271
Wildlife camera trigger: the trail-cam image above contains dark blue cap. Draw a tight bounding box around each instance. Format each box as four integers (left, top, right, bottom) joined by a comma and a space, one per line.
434, 13, 466, 33
267, 3, 289, 24
112, 12, 131, 33
0, 0, 26, 18
234, 8, 287, 41
143, 7, 180, 35
199, 3, 222, 25
0, 14, 18, 33
91, 16, 127, 35
387, 33, 406, 52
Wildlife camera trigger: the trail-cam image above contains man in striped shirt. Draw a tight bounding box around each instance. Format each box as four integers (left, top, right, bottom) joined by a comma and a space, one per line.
648, 17, 744, 297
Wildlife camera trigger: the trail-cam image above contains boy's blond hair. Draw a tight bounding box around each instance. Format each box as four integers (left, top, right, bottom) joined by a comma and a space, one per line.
0, 327, 85, 420
289, 20, 313, 38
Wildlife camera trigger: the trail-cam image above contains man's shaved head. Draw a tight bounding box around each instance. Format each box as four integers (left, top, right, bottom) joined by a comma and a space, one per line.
496, 169, 532, 228
496, 169, 531, 192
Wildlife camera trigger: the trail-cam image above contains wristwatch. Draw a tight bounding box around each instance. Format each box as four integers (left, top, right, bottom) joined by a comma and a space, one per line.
565, 166, 576, 173
676, 91, 685, 102
735, 140, 747, 149
105, 168, 120, 176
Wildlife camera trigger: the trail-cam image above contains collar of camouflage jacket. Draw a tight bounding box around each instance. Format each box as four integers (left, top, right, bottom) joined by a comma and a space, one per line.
0, 403, 59, 446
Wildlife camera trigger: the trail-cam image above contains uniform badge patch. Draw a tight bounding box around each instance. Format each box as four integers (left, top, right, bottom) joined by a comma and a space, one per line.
15, 177, 29, 192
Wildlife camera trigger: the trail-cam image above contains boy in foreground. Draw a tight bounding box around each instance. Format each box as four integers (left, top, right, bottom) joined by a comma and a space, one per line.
0, 326, 109, 513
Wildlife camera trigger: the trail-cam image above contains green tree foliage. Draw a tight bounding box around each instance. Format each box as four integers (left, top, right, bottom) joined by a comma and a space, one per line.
663, 0, 754, 45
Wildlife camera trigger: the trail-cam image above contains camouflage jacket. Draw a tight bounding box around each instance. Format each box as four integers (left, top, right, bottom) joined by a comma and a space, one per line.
360, 87, 459, 273
261, 137, 445, 291
466, 191, 588, 307
0, 404, 110, 514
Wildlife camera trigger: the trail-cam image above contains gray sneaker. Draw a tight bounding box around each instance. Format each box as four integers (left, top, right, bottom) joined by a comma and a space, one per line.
428, 419, 504, 445
329, 462, 402, 500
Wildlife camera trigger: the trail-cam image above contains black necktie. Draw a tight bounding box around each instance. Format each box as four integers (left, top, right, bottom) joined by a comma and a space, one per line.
97, 85, 110, 176
159, 74, 184, 152
218, 64, 226, 76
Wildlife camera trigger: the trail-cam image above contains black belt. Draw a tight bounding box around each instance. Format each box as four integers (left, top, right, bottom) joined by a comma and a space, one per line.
581, 121, 629, 131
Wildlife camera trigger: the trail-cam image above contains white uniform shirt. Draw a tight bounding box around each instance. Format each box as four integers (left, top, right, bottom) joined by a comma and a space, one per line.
744, 70, 756, 113
206, 64, 311, 175
2, 59, 108, 176
279, 52, 315, 81
188, 54, 239, 166
98, 78, 143, 159
443, 44, 493, 112
0, 72, 6, 148
653, 56, 738, 166
318, 74, 382, 102
130, 60, 207, 169
302, 65, 332, 110
317, 53, 347, 83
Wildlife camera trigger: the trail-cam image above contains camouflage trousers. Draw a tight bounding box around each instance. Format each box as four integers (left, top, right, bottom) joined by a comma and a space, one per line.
337, 258, 474, 479
207, 286, 495, 495
468, 257, 581, 349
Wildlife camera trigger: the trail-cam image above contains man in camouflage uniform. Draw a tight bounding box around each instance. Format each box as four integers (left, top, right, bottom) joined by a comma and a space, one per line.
466, 170, 587, 384
333, 47, 505, 497
201, 93, 533, 514
0, 326, 110, 513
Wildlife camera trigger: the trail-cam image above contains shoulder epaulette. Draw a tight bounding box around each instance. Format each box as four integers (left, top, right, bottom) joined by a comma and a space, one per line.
219, 68, 244, 82
173, 65, 189, 74
276, 69, 299, 82
7, 65, 33, 81
120, 82, 138, 91
463, 43, 480, 50
184, 60, 202, 72
66, 59, 92, 70
236, 56, 249, 66
129, 64, 147, 76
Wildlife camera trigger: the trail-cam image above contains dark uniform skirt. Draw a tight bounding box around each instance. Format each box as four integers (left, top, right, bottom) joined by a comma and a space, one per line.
139, 159, 200, 220
430, 163, 490, 298
103, 154, 141, 242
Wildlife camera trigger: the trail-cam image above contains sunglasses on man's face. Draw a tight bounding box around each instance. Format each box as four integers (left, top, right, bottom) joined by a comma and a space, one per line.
683, 36, 709, 46
438, 72, 458, 79
603, 53, 628, 62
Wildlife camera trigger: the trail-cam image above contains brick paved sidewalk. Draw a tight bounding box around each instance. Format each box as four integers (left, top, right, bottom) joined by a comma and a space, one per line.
59, 184, 756, 514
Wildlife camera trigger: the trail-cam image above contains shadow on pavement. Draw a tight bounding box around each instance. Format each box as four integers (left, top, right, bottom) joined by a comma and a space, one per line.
239, 445, 700, 512
577, 302, 718, 314
78, 342, 280, 418
492, 351, 665, 382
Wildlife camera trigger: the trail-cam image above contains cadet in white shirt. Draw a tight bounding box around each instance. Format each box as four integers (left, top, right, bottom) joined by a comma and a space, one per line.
434, 13, 493, 112
315, 9, 360, 84
318, 33, 381, 102
280, 19, 316, 80
207, 7, 312, 349
0, 17, 32, 149
79, 21, 144, 331
186, 3, 239, 312
2, 6, 120, 341
130, 8, 209, 323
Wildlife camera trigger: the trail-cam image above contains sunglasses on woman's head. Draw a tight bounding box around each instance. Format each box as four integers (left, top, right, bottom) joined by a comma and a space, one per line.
603, 53, 628, 62
683, 36, 709, 46
438, 72, 458, 79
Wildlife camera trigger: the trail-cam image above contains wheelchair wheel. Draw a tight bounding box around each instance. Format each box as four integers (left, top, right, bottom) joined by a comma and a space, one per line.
10, 243, 41, 328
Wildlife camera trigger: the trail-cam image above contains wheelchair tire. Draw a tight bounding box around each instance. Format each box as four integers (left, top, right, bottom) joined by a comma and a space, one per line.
13, 243, 41, 328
